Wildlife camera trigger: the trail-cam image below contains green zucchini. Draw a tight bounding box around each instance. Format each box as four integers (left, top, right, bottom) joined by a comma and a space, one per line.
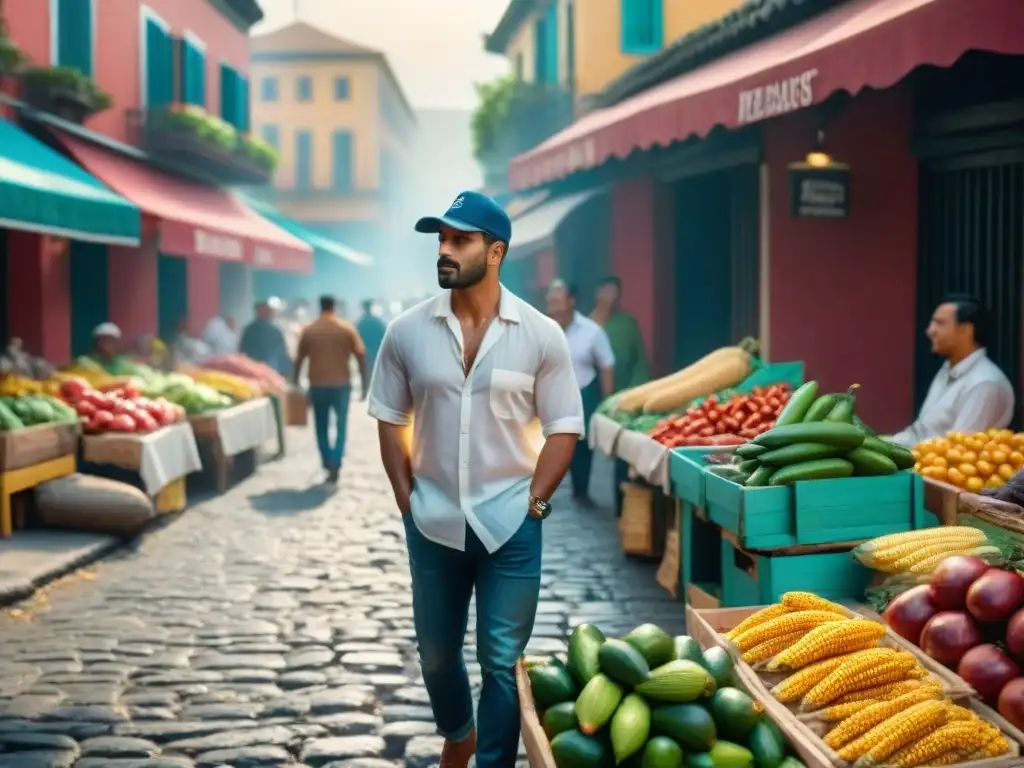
853, 414, 877, 436
744, 465, 775, 487
733, 443, 767, 460
757, 442, 847, 466
768, 458, 855, 486
737, 459, 761, 475
753, 422, 865, 450
773, 381, 819, 428
845, 447, 898, 476
802, 394, 839, 422
824, 384, 861, 423
863, 437, 916, 470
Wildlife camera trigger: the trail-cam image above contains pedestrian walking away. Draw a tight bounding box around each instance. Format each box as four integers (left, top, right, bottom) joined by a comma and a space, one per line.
369, 191, 584, 768
239, 300, 292, 378
295, 295, 368, 484
356, 298, 388, 384
546, 278, 615, 506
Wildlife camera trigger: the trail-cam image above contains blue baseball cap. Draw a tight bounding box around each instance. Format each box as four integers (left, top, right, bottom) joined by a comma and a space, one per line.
415, 191, 512, 244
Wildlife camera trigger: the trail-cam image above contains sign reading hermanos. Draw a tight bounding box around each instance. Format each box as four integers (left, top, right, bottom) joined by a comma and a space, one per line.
738, 69, 818, 125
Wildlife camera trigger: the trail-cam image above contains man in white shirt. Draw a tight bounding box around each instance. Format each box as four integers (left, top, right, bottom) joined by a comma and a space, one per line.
892, 295, 1014, 447
546, 279, 616, 505
368, 191, 584, 768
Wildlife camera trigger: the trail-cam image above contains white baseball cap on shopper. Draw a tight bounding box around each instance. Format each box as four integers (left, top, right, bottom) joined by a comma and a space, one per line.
92, 322, 122, 339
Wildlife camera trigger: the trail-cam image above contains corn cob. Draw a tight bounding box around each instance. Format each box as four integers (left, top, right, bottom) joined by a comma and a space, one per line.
833, 678, 939, 706
733, 611, 848, 652
771, 653, 860, 703
800, 650, 922, 711
841, 699, 948, 765
780, 591, 855, 616
857, 531, 989, 571
822, 687, 944, 749
883, 719, 999, 767
742, 630, 805, 666
944, 704, 979, 722
724, 603, 790, 640
969, 732, 1012, 759
855, 526, 985, 559
906, 545, 1002, 575
765, 620, 887, 672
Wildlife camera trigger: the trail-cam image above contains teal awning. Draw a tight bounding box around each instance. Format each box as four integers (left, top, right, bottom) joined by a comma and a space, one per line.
241, 195, 373, 267
0, 118, 140, 244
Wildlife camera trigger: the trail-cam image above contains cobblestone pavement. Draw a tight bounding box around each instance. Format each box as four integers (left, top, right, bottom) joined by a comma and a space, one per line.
0, 406, 684, 768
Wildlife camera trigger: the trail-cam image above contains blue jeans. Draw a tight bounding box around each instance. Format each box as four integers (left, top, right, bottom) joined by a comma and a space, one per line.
308, 385, 351, 471
404, 514, 542, 768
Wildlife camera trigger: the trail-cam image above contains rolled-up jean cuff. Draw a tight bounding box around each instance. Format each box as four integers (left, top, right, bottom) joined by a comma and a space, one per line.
437, 717, 475, 743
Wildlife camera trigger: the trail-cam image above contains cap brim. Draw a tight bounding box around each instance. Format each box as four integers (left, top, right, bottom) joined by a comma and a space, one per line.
414, 215, 481, 234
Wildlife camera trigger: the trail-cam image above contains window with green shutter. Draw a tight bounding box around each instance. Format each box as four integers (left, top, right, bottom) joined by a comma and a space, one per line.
331, 130, 353, 191
180, 36, 206, 106
295, 130, 313, 189
620, 0, 662, 54
143, 14, 173, 108
236, 76, 250, 131
218, 64, 249, 130
55, 0, 94, 76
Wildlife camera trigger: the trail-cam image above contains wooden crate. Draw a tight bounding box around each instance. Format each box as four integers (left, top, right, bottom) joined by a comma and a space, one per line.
923, 475, 961, 526
0, 421, 80, 472
618, 481, 668, 558
680, 501, 724, 607
516, 660, 555, 768
655, 500, 681, 597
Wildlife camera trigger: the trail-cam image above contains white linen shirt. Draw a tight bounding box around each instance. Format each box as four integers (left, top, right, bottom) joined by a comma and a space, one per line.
368, 285, 585, 553
564, 312, 615, 389
891, 348, 1015, 447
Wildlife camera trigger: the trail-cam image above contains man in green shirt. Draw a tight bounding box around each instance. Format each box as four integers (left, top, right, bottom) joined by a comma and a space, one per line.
591, 276, 650, 392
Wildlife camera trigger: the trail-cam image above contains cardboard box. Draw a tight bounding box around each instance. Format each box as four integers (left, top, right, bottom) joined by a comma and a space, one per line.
285, 388, 308, 427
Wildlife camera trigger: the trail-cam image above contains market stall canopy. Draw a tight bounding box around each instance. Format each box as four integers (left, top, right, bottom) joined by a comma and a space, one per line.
509, 0, 1024, 191
506, 188, 605, 261
239, 195, 374, 267
55, 133, 313, 273
0, 118, 140, 245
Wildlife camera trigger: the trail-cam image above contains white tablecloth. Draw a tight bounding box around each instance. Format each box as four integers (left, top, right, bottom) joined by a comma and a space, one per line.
615, 429, 671, 493
588, 413, 624, 456
213, 398, 279, 457
82, 422, 201, 496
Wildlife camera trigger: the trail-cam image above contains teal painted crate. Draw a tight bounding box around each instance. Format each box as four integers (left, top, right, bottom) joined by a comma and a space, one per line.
669, 448, 714, 508
720, 536, 871, 607
680, 501, 723, 607
704, 470, 923, 550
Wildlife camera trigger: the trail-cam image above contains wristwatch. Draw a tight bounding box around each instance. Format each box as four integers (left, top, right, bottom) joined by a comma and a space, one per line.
528, 496, 552, 520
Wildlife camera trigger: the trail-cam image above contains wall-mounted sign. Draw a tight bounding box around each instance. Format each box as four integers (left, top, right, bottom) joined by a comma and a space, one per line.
788, 163, 850, 218
738, 69, 818, 125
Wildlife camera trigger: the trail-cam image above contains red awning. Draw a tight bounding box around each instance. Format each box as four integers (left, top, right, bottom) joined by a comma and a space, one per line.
509, 0, 1024, 190
58, 133, 313, 273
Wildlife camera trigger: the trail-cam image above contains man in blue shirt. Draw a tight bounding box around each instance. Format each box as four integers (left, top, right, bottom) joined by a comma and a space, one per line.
239, 301, 290, 376
355, 299, 387, 383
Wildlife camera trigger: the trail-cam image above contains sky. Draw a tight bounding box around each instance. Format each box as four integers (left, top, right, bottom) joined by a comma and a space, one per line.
253, 0, 512, 109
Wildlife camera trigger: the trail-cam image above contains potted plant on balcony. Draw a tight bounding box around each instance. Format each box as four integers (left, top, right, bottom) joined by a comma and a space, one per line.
238, 134, 279, 173
0, 19, 25, 76
20, 66, 111, 123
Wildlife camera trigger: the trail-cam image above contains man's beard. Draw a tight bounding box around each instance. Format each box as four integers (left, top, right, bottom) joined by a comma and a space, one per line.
437, 258, 487, 289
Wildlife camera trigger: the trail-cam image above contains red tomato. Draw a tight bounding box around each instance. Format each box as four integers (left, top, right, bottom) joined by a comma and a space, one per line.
74, 400, 97, 418
108, 414, 136, 433
134, 413, 158, 432
59, 378, 90, 402
85, 391, 109, 409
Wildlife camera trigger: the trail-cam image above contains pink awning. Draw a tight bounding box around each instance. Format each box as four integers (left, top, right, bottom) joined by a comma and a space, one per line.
509, 0, 1024, 190
58, 133, 313, 273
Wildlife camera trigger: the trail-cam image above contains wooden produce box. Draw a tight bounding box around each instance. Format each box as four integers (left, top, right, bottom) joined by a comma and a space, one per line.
686, 604, 1021, 768
618, 481, 669, 558
656, 500, 681, 597
0, 420, 80, 472
923, 475, 962, 526
704, 468, 923, 550
516, 660, 555, 768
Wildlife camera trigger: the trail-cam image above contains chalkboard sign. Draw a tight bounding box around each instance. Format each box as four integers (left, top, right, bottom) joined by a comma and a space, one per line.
789, 164, 850, 218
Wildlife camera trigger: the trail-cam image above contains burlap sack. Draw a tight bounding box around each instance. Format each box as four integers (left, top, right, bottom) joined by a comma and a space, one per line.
35, 474, 156, 537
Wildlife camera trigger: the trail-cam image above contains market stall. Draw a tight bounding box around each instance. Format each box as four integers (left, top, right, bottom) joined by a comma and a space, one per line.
188, 397, 278, 494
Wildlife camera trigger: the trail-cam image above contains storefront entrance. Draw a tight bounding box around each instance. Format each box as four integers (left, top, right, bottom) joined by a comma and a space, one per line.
69, 242, 109, 357
158, 254, 188, 343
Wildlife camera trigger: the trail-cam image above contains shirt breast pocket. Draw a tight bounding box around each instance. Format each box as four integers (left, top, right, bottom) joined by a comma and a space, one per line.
490, 369, 536, 422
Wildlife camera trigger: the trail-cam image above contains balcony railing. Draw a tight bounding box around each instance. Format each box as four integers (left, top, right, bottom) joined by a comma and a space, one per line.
127, 106, 274, 186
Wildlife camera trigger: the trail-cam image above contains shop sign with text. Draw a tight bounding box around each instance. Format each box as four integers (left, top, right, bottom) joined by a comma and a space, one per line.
789, 164, 850, 218
738, 69, 818, 125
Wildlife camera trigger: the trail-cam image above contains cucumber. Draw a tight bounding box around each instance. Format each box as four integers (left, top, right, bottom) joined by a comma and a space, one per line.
802, 394, 838, 422
744, 466, 774, 487
529, 663, 577, 707
542, 701, 579, 740
575, 673, 625, 735
699, 646, 736, 689
709, 688, 761, 741
772, 381, 819, 427
624, 624, 676, 669
757, 442, 847, 466
645, 737, 685, 768
863, 437, 916, 470
651, 703, 717, 752
611, 694, 652, 764
852, 414, 877, 436
673, 635, 704, 664
567, 624, 606, 687
768, 458, 855, 486
598, 638, 651, 687
737, 459, 761, 475
747, 720, 787, 768
753, 422, 865, 450
550, 730, 611, 768
778, 758, 807, 768
845, 447, 897, 476
824, 384, 860, 423
734, 443, 768, 460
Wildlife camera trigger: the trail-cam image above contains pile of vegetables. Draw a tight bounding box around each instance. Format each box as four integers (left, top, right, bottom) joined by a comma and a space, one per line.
650, 385, 792, 448
716, 381, 915, 486
527, 621, 805, 768
0, 394, 77, 431
176, 365, 262, 402
0, 339, 55, 381
201, 354, 286, 396
725, 592, 1013, 766
58, 377, 185, 435
913, 429, 1024, 492
882, 553, 1024, 729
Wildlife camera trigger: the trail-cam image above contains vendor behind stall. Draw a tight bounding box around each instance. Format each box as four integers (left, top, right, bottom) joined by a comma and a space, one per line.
87, 323, 134, 375
891, 295, 1015, 447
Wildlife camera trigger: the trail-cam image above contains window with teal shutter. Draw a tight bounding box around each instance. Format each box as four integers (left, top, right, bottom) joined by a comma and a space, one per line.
331, 130, 353, 191
297, 76, 313, 101
180, 37, 206, 106
237, 77, 250, 131
55, 0, 93, 76
261, 77, 278, 102
219, 65, 236, 125
295, 130, 313, 189
621, 0, 662, 54
260, 124, 279, 148
144, 16, 173, 108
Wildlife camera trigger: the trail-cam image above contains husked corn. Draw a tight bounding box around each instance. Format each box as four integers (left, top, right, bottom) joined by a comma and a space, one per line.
780, 592, 854, 617
969, 732, 1012, 759
841, 699, 948, 765
766, 620, 887, 672
908, 545, 1001, 575
890, 540, 989, 572
859, 531, 987, 572
742, 630, 805, 666
855, 526, 985, 558
801, 650, 922, 711
733, 611, 847, 652
822, 687, 944, 749
771, 653, 861, 703
884, 719, 997, 767
724, 603, 790, 640
833, 678, 939, 706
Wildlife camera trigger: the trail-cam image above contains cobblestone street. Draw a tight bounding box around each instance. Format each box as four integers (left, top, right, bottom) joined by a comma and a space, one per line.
0, 406, 684, 768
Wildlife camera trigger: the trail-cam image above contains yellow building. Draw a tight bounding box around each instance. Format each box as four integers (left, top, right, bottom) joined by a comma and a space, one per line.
250, 22, 416, 254
486, 0, 749, 108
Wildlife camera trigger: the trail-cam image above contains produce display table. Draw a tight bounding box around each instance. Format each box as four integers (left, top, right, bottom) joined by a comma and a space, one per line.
588, 412, 624, 457
0, 420, 81, 537
0, 453, 77, 538
188, 397, 278, 494
615, 429, 671, 492
80, 422, 201, 515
